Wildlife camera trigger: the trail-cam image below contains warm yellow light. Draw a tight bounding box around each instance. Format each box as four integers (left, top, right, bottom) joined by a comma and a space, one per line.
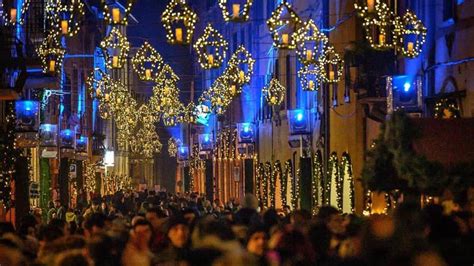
175, 28, 183, 43
96, 88, 101, 96
10, 8, 17, 23
239, 70, 245, 82
61, 20, 69, 35
329, 71, 335, 81
367, 0, 375, 12
270, 96, 277, 104
306, 49, 313, 61
231, 85, 237, 95
407, 41, 414, 52
145, 69, 152, 80
379, 34, 386, 45
49, 60, 56, 72
282, 34, 289, 45
112, 56, 119, 68
104, 93, 110, 101
207, 54, 214, 65
112, 8, 120, 23
309, 80, 314, 90
232, 4, 240, 18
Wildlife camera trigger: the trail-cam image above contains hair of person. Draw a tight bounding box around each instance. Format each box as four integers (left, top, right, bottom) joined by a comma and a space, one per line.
84, 213, 106, 231
146, 207, 168, 218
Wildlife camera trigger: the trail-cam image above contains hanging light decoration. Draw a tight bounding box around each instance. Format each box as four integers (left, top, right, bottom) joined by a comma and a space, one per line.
194, 24, 229, 69
37, 31, 65, 75
218, 0, 253, 22
359, 0, 397, 51
224, 45, 255, 87
267, 1, 302, 50
168, 137, 179, 157
294, 19, 328, 65
2, 0, 30, 26
354, 0, 378, 17
298, 63, 322, 91
87, 69, 113, 119
263, 78, 286, 106
102, 0, 135, 25
156, 64, 179, 87
46, 0, 85, 37
207, 76, 234, 114
100, 27, 130, 69
130, 127, 162, 159
161, 0, 198, 45
131, 42, 164, 81
395, 10, 427, 58
320, 46, 344, 84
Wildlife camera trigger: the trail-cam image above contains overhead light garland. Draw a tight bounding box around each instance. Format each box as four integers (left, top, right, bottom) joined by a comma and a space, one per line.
298, 63, 322, 91
294, 19, 328, 65
46, 0, 85, 37
267, 1, 302, 50
358, 0, 397, 51
2, 0, 30, 26
130, 127, 162, 159
161, 0, 198, 45
312, 150, 323, 215
156, 64, 180, 87
225, 45, 255, 86
395, 10, 427, 58
194, 24, 229, 69
37, 31, 65, 75
320, 46, 344, 84
341, 152, 355, 214
100, 27, 130, 69
102, 0, 135, 25
263, 78, 286, 106
218, 0, 253, 22
132, 42, 164, 81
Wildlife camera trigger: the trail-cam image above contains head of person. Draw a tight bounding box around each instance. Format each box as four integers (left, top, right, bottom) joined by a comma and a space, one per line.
54, 200, 61, 208
145, 207, 167, 231
166, 215, 189, 249
83, 213, 106, 238
317, 206, 345, 235
91, 198, 101, 212
132, 219, 153, 249
54, 249, 91, 266
182, 208, 197, 224
246, 225, 267, 257
49, 218, 69, 236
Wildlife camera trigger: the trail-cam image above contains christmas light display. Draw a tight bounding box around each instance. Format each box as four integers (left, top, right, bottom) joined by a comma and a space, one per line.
320, 46, 344, 84
168, 138, 179, 157
340, 153, 355, 214
2, 0, 30, 26
267, 1, 302, 49
293, 19, 328, 65
263, 78, 286, 106
84, 161, 96, 193
279, 160, 288, 207
256, 163, 263, 204
312, 151, 323, 215
130, 126, 162, 159
102, 0, 135, 25
271, 161, 281, 208
328, 153, 342, 210
263, 162, 272, 207
194, 24, 229, 69
37, 31, 65, 75
434, 98, 460, 119
156, 64, 180, 87
225, 45, 255, 86
100, 27, 130, 69
104, 173, 133, 195
298, 63, 322, 91
357, 0, 397, 51
46, 0, 85, 37
218, 0, 253, 22
0, 103, 19, 207
132, 42, 164, 81
395, 10, 427, 58
161, 0, 198, 45
284, 160, 293, 209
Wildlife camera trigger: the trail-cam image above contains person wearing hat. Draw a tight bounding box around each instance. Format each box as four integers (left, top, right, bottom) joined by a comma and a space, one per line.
155, 215, 190, 264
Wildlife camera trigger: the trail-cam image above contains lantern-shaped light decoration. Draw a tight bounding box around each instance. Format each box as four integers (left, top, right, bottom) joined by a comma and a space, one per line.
130, 127, 162, 158
39, 124, 58, 147
86, 69, 113, 119
100, 27, 130, 69
194, 24, 229, 69
37, 32, 65, 75
208, 76, 233, 114
2, 0, 30, 26
298, 63, 323, 91
46, 0, 85, 37
354, 0, 378, 18
225, 45, 255, 87
294, 19, 328, 65
132, 42, 164, 81
320, 46, 344, 84
15, 100, 40, 132
263, 78, 286, 106
102, 0, 135, 25
161, 0, 198, 45
267, 2, 302, 50
218, 0, 253, 22
395, 10, 427, 58
60, 129, 75, 149
156, 64, 179, 88
168, 137, 179, 157
360, 0, 397, 50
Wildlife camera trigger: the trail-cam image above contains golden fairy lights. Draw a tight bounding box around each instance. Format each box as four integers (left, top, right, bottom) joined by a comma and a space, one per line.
194, 24, 229, 69
100, 27, 130, 69
298, 63, 322, 91
267, 1, 302, 50
102, 0, 135, 25
37, 31, 65, 75
168, 138, 179, 157
320, 46, 344, 84
263, 78, 286, 106
161, 0, 198, 45
2, 0, 30, 26
225, 45, 255, 86
294, 19, 328, 65
46, 0, 85, 37
132, 42, 164, 81
218, 0, 253, 22
396, 10, 427, 58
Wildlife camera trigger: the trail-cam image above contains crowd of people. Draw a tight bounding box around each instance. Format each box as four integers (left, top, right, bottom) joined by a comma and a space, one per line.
0, 189, 473, 266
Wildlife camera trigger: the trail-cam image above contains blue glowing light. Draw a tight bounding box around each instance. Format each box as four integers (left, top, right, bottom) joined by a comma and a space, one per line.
296, 112, 304, 121
243, 125, 250, 133
77, 136, 87, 145
16, 101, 39, 117
403, 82, 411, 92
180, 147, 185, 154
204, 134, 210, 143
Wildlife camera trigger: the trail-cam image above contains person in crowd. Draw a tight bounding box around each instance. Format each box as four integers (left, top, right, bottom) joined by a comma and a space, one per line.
156, 215, 190, 263
83, 197, 102, 220
83, 213, 106, 239
145, 207, 168, 252
246, 224, 268, 265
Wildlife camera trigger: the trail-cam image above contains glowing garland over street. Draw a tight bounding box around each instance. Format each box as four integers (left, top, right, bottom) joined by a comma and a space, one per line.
46, 0, 85, 37
100, 27, 130, 70
1, 0, 30, 26
395, 10, 427, 58
298, 63, 322, 91
263, 78, 286, 106
218, 0, 253, 22
294, 19, 328, 65
37, 31, 65, 75
267, 1, 302, 50
194, 24, 229, 69
168, 138, 179, 157
161, 0, 198, 45
225, 45, 255, 87
132, 42, 165, 81
320, 46, 344, 84
102, 0, 135, 25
